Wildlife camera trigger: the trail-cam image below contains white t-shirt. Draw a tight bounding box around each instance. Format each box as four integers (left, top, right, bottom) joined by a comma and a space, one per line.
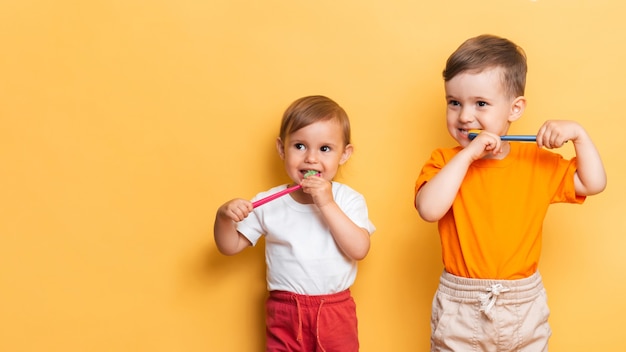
237, 182, 375, 295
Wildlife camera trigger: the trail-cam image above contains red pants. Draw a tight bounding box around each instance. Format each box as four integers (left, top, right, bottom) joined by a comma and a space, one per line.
266, 289, 359, 352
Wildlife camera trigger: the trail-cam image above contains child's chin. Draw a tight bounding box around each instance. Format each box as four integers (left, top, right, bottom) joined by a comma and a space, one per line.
454, 135, 468, 144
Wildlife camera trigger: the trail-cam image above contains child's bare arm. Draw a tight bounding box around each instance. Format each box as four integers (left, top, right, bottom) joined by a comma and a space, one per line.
537, 120, 607, 196
301, 177, 370, 261
415, 132, 502, 222
213, 199, 253, 255
319, 201, 370, 261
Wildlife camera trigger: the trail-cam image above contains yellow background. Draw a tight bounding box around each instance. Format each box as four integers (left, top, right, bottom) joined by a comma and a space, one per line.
1, 0, 624, 351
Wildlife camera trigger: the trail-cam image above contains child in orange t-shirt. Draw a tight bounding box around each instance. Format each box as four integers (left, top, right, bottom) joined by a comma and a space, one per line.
414, 34, 606, 351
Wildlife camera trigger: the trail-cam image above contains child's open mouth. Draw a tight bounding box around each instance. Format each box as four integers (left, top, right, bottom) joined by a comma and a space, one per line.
302, 170, 320, 178
460, 128, 481, 139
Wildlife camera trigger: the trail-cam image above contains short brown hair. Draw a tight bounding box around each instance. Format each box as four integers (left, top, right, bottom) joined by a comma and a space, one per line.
443, 34, 527, 97
279, 95, 351, 145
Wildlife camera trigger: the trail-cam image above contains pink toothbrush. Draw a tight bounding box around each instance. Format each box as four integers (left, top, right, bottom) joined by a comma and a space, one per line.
252, 171, 319, 208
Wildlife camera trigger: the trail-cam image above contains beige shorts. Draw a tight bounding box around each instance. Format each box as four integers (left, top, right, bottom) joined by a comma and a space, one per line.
431, 270, 551, 352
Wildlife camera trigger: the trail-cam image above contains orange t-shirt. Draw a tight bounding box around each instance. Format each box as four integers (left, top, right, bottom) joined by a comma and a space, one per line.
415, 143, 584, 279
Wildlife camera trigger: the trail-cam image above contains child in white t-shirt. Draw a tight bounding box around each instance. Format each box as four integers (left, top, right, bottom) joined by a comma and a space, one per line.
214, 95, 375, 351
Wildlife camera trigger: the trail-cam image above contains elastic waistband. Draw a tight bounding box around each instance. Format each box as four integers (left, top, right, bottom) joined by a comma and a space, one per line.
438, 270, 544, 303
269, 289, 352, 306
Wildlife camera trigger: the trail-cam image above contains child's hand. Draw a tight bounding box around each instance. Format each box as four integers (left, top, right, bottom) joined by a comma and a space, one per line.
217, 198, 253, 222
467, 130, 504, 160
301, 175, 334, 207
536, 120, 581, 149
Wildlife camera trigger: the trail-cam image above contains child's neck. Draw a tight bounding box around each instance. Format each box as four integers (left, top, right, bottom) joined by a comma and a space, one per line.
289, 188, 314, 204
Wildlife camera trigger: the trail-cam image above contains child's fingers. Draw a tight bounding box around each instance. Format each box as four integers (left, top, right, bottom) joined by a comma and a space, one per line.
222, 199, 253, 222
302, 176, 329, 188
230, 205, 250, 221
471, 132, 501, 157
301, 177, 333, 205
537, 121, 569, 148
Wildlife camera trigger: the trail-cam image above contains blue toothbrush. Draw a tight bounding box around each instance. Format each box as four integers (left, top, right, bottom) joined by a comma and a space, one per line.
468, 130, 536, 142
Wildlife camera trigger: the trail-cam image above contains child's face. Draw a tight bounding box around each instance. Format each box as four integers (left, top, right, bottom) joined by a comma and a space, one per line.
444, 66, 524, 147
277, 119, 352, 185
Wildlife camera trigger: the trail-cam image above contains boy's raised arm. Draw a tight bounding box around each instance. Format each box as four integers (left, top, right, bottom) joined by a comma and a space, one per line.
571, 132, 607, 196
536, 120, 607, 196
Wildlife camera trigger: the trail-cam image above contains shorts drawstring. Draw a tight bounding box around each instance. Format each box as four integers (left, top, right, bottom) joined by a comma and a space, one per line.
290, 294, 327, 350
479, 283, 511, 320
316, 299, 326, 352
291, 294, 304, 342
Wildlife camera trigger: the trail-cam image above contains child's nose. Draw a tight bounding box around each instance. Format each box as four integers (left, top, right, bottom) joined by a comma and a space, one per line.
459, 108, 475, 123
305, 150, 318, 163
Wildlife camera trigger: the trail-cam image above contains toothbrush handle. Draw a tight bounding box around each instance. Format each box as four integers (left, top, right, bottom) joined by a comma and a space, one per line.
252, 184, 301, 208
468, 133, 536, 142
500, 135, 536, 142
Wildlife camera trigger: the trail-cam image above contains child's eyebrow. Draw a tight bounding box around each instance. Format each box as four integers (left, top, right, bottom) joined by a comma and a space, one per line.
446, 94, 490, 101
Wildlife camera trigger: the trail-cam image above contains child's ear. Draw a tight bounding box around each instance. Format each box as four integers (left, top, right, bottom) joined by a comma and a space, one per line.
508, 96, 526, 122
339, 144, 353, 165
276, 137, 285, 160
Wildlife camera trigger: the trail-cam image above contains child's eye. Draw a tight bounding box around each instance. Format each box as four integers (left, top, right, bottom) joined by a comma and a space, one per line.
295, 143, 306, 150
448, 100, 460, 107
477, 101, 488, 107
320, 146, 331, 152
